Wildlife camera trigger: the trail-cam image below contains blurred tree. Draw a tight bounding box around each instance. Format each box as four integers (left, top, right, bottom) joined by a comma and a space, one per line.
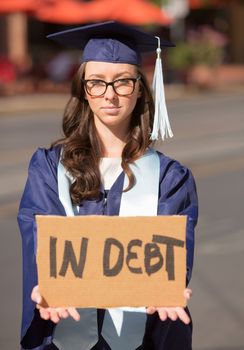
149, 0, 164, 7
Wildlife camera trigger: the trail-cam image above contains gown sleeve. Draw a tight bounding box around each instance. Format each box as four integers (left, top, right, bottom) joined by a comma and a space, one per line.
157, 155, 198, 284
17, 147, 66, 344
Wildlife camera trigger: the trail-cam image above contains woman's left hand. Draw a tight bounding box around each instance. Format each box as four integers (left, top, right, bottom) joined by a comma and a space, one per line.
146, 288, 192, 324
31, 285, 80, 323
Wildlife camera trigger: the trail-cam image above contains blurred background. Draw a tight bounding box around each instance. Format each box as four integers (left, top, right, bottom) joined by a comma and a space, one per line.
0, 0, 243, 349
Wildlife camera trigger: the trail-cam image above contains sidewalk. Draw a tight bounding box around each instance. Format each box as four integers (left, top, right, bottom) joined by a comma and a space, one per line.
0, 93, 69, 114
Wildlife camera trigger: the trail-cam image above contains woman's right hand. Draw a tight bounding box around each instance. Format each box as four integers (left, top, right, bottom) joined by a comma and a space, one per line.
31, 285, 80, 324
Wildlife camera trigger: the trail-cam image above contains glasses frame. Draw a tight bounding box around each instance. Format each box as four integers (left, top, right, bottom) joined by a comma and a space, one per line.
82, 76, 141, 97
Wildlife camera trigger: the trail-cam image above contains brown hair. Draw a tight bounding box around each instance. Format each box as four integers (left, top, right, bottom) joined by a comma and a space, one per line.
53, 63, 155, 205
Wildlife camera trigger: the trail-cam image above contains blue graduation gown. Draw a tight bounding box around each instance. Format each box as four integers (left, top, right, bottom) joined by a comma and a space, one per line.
18, 146, 198, 350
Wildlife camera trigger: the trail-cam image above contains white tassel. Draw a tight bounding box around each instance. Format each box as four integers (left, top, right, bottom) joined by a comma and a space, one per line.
150, 36, 173, 141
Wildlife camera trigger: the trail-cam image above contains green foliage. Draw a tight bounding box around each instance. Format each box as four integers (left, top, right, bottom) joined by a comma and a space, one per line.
169, 41, 223, 70
169, 42, 194, 70
149, 0, 163, 7
169, 27, 227, 70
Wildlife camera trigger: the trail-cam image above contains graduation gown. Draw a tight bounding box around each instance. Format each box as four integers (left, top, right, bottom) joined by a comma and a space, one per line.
18, 146, 198, 350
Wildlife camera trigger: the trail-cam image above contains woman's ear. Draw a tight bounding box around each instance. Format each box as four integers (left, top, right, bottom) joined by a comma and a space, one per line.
83, 88, 88, 100
137, 86, 142, 98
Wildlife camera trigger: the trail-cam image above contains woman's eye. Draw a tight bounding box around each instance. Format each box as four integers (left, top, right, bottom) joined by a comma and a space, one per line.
89, 80, 104, 87
117, 79, 132, 86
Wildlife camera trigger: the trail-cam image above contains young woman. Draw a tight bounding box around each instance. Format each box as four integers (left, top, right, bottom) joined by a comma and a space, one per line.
18, 21, 198, 350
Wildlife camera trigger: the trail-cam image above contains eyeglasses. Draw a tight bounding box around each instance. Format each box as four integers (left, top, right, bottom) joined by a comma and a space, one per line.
83, 76, 141, 97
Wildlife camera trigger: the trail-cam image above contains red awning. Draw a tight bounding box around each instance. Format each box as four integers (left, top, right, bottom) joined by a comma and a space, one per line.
86, 0, 172, 25
34, 0, 172, 25
0, 0, 36, 13
35, 0, 90, 24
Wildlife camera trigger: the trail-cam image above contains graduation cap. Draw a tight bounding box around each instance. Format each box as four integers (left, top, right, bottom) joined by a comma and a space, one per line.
47, 21, 174, 140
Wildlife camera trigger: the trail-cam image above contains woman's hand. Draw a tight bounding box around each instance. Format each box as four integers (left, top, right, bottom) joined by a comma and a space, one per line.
146, 288, 192, 324
31, 285, 80, 324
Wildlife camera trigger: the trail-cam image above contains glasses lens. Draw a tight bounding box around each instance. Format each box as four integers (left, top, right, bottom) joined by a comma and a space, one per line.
86, 80, 106, 96
114, 79, 134, 95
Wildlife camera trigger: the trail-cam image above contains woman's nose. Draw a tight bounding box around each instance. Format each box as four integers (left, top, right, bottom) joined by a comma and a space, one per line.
104, 84, 117, 100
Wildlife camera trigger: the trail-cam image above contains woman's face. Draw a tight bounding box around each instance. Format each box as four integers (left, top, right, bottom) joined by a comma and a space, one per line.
84, 61, 140, 133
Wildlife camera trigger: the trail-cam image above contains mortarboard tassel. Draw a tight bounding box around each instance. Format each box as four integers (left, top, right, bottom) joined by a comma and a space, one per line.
151, 36, 173, 141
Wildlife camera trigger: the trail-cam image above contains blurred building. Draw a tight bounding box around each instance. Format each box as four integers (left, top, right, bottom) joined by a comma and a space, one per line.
186, 0, 244, 63
0, 0, 243, 91
0, 0, 243, 62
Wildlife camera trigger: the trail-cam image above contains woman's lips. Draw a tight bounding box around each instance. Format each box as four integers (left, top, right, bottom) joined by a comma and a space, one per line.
101, 106, 121, 114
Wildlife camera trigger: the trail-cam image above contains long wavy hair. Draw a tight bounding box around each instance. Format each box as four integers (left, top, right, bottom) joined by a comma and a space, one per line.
53, 62, 155, 205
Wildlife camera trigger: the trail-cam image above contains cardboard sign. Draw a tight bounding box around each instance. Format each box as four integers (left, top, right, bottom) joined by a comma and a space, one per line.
36, 215, 187, 308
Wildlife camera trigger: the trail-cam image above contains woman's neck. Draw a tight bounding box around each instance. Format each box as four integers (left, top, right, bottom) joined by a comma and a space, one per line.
99, 128, 127, 157
94, 120, 129, 157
